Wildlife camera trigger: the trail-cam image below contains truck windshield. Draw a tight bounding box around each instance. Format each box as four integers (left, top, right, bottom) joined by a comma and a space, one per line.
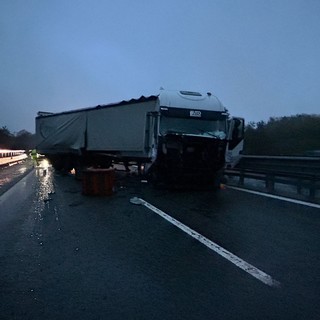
160, 116, 227, 139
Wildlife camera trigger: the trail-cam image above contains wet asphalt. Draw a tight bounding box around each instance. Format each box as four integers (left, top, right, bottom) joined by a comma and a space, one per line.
0, 161, 319, 319
0, 159, 34, 196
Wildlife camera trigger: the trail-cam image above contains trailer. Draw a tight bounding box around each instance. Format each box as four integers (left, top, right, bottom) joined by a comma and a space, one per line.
36, 89, 244, 186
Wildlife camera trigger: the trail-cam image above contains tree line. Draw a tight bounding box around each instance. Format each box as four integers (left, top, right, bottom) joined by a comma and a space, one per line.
243, 114, 320, 155
0, 127, 36, 150
1, 114, 319, 155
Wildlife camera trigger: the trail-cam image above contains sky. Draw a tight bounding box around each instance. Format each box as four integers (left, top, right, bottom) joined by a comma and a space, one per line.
1, 0, 320, 133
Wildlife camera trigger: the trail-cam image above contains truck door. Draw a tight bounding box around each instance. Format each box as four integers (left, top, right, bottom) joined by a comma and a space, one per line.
144, 112, 159, 155
226, 117, 245, 167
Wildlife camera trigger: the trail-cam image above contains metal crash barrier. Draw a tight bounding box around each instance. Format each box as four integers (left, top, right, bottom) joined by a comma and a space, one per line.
224, 155, 320, 199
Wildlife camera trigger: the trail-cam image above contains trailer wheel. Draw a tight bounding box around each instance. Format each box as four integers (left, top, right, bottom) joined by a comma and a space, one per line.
74, 157, 84, 180
213, 169, 224, 190
50, 157, 63, 171
147, 167, 166, 188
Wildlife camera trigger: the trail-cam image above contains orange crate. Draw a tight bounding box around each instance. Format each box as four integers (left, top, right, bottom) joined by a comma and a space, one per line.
82, 168, 115, 196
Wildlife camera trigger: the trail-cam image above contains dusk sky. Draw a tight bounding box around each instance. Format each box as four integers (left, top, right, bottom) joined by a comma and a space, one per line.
1, 0, 320, 133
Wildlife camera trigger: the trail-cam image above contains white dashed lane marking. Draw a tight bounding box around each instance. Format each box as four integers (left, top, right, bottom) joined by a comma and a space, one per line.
227, 185, 320, 209
130, 197, 280, 288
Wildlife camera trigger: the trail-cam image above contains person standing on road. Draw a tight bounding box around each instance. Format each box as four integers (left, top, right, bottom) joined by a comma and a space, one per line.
30, 149, 39, 167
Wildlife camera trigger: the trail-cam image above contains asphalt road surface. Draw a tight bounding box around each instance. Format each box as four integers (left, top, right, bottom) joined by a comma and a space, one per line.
0, 159, 33, 196
0, 161, 319, 319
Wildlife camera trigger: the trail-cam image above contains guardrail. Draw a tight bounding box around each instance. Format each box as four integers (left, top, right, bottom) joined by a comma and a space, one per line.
224, 155, 320, 200
0, 154, 28, 167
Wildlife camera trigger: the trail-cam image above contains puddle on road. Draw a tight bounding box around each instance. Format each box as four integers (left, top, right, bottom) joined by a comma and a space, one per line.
0, 176, 10, 187
18, 167, 27, 174
0, 160, 32, 189
31, 159, 62, 245
35, 163, 55, 209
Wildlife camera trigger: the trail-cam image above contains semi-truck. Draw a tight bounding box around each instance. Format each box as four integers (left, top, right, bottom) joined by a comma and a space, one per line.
36, 89, 244, 186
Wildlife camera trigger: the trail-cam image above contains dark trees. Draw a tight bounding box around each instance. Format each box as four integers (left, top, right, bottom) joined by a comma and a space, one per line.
243, 114, 320, 155
0, 127, 36, 150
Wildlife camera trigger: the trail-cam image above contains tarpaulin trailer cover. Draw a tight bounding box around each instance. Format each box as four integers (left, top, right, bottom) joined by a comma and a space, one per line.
36, 112, 87, 154
36, 96, 158, 155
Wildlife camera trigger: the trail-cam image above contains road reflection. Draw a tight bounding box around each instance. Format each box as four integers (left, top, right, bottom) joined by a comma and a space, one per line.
0, 176, 10, 187
32, 159, 57, 245
35, 159, 54, 205
0, 160, 33, 192
18, 167, 28, 174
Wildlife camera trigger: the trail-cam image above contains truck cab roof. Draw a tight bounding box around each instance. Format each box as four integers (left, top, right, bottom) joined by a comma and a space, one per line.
158, 89, 227, 113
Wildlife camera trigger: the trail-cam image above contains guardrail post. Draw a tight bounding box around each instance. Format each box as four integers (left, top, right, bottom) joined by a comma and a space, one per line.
239, 169, 244, 186
266, 173, 275, 192
297, 178, 302, 194
309, 177, 316, 199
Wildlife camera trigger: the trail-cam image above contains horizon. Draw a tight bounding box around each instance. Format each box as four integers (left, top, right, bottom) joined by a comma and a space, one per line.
1, 1, 320, 133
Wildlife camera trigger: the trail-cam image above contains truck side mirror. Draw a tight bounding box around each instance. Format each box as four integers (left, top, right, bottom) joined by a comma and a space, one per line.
228, 117, 245, 150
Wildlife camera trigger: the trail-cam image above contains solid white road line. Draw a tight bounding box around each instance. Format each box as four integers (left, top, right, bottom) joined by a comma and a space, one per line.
130, 197, 280, 288
227, 185, 320, 209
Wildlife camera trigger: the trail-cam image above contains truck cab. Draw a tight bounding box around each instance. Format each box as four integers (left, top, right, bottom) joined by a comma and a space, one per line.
146, 90, 243, 186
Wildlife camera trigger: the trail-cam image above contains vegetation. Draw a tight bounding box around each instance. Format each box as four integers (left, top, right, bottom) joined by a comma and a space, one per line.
243, 114, 320, 155
0, 127, 36, 150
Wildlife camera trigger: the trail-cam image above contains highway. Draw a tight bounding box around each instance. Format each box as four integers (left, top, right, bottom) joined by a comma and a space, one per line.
0, 160, 319, 319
